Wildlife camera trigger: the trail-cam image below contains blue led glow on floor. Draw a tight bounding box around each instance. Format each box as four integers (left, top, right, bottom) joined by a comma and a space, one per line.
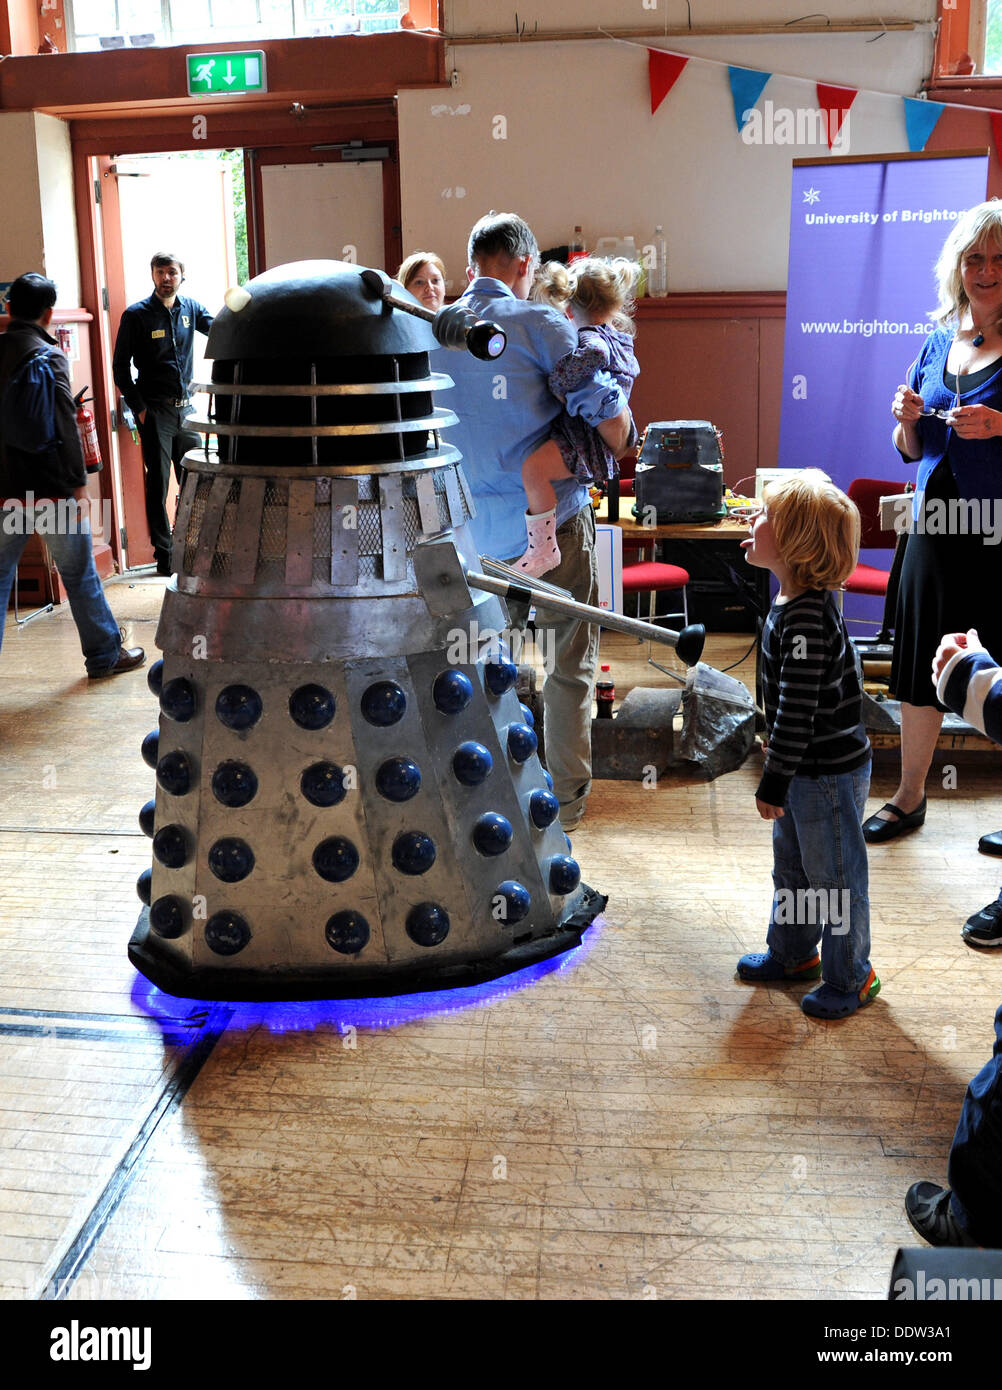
130, 920, 602, 1036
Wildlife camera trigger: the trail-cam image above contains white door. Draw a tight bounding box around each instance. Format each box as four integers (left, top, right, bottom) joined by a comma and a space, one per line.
260, 161, 385, 270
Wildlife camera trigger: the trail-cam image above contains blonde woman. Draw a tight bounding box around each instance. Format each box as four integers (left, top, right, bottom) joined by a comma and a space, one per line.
866, 202, 1002, 940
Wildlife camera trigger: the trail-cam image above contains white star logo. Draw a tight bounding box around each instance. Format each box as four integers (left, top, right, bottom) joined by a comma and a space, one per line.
803, 187, 821, 204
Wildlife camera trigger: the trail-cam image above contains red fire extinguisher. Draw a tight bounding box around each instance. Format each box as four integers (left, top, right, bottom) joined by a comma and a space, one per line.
73, 388, 103, 474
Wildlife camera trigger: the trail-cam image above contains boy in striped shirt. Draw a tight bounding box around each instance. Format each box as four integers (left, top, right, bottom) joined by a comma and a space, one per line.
737, 470, 880, 1019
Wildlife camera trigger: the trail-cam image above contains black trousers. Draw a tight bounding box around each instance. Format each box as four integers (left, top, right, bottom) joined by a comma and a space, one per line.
140, 402, 199, 563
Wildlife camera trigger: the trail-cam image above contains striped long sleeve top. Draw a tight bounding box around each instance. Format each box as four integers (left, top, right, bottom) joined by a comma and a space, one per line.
757, 589, 870, 807
937, 649, 1002, 745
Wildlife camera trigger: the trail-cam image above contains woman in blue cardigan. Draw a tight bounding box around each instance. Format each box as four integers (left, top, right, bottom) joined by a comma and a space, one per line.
864, 203, 1002, 936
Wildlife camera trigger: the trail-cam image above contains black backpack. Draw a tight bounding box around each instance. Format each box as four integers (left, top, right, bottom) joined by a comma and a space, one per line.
1, 347, 60, 454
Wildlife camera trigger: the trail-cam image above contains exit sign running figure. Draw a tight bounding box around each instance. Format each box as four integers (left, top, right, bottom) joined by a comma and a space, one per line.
186, 51, 268, 96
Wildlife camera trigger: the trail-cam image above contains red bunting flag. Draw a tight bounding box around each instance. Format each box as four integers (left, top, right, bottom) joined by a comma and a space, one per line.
649, 50, 688, 116
816, 83, 858, 149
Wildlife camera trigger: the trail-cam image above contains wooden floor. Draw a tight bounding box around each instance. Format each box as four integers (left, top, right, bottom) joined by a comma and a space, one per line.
1, 578, 1001, 1301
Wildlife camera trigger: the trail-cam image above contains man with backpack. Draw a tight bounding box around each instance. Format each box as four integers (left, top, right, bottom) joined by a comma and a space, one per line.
0, 272, 144, 678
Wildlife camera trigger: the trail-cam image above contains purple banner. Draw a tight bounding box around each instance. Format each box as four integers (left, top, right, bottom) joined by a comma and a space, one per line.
779, 153, 988, 625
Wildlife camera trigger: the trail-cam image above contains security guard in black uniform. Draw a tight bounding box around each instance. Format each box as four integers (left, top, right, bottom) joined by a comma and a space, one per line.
113, 253, 213, 574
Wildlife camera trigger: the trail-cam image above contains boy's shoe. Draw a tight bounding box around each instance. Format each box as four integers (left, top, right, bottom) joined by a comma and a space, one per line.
962, 900, 1002, 948
801, 968, 880, 1019
737, 949, 821, 982
904, 1183, 980, 1248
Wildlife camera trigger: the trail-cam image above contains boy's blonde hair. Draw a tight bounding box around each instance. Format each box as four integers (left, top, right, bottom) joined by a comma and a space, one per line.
762, 469, 860, 590
531, 256, 638, 335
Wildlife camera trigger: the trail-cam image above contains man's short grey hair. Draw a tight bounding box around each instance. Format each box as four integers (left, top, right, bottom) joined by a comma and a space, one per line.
467, 212, 539, 273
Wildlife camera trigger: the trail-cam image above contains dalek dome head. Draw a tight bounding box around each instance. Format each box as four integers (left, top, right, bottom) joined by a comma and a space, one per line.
208, 260, 438, 360
202, 260, 455, 467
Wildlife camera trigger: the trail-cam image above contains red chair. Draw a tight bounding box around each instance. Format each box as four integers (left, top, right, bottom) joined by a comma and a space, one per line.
621, 558, 690, 674
844, 477, 906, 598
842, 477, 907, 646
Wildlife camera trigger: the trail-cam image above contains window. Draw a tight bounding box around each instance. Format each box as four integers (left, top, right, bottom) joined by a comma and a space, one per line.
67, 0, 401, 50
980, 0, 1002, 73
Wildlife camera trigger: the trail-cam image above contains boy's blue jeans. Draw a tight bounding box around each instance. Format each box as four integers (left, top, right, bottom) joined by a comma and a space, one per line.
765, 761, 873, 994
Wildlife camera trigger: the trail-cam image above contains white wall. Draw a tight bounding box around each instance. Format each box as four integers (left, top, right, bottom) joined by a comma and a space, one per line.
0, 113, 45, 290
0, 113, 80, 306
399, 5, 937, 291
35, 114, 81, 307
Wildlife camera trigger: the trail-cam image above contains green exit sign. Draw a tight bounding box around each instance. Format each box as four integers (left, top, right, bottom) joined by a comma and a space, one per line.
186, 51, 267, 96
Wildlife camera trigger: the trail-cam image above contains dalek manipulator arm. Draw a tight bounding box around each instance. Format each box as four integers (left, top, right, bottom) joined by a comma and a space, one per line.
414, 544, 706, 668
359, 268, 507, 361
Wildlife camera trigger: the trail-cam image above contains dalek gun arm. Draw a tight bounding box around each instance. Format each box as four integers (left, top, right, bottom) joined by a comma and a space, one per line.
413, 542, 706, 669
359, 268, 506, 361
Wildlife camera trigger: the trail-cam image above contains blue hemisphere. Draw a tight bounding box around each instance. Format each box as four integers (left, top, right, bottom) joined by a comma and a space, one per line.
483, 658, 518, 696
208, 837, 255, 883
433, 669, 474, 714
507, 722, 538, 764
375, 757, 421, 802
494, 880, 531, 925
452, 741, 493, 786
406, 902, 451, 947
313, 837, 360, 883
140, 729, 160, 768
473, 812, 513, 856
150, 895, 189, 939
300, 761, 349, 807
160, 677, 197, 723
289, 683, 336, 730
152, 824, 190, 869
211, 760, 259, 808
548, 854, 581, 895
529, 789, 560, 829
156, 750, 192, 796
325, 910, 370, 955
215, 684, 263, 730
392, 831, 436, 876
205, 912, 252, 956
360, 680, 407, 727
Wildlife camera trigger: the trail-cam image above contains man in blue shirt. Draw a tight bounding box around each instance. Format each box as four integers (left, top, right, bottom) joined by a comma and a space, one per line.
113, 253, 213, 574
442, 213, 634, 831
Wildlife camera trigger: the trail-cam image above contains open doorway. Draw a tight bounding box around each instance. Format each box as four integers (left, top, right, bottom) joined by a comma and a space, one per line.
96, 148, 244, 570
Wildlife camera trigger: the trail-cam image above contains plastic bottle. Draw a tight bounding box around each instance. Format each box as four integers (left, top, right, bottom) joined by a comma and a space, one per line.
648, 225, 668, 297
568, 226, 586, 263
596, 664, 615, 718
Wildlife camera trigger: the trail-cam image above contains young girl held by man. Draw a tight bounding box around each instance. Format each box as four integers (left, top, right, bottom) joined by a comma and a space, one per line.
513, 257, 640, 576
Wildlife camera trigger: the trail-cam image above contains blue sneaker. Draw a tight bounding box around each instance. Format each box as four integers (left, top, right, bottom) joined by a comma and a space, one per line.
802, 969, 880, 1019
737, 949, 821, 982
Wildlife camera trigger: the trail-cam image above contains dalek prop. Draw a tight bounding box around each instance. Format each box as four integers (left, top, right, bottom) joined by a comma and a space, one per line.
130, 261, 705, 1001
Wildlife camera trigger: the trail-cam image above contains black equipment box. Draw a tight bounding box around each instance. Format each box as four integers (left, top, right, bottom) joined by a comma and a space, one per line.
634, 420, 727, 523
658, 537, 767, 634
